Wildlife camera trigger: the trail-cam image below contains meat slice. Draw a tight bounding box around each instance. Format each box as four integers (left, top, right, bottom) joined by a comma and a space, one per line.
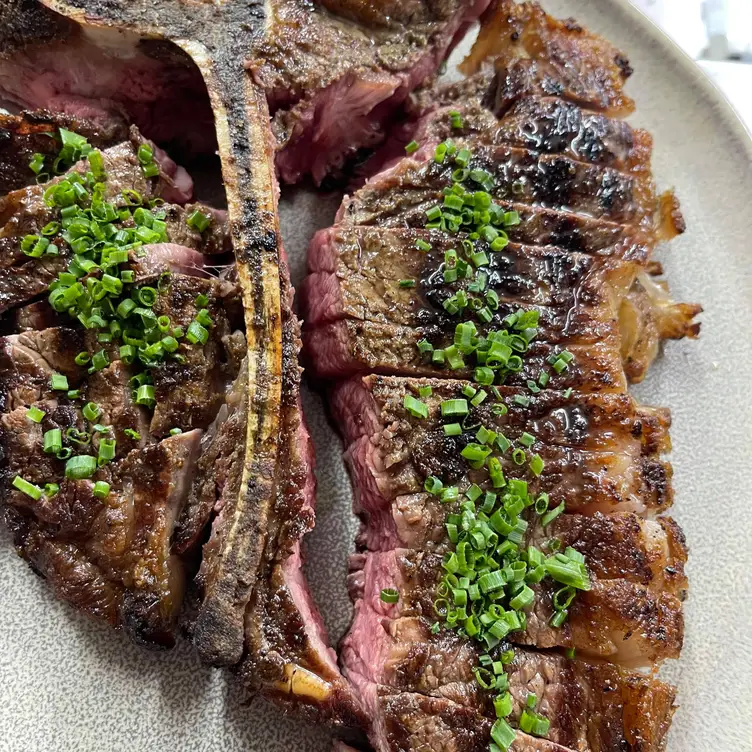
342, 141, 654, 231
1, 0, 366, 729
342, 608, 676, 751
2, 427, 201, 647
248, 0, 491, 183
410, 97, 650, 174
302, 225, 641, 386
0, 109, 127, 195
619, 272, 702, 383
148, 274, 243, 436
0, 326, 86, 410
461, 0, 636, 117
0, 1, 216, 153
349, 547, 682, 667
296, 1, 695, 748
369, 690, 606, 751
330, 376, 673, 545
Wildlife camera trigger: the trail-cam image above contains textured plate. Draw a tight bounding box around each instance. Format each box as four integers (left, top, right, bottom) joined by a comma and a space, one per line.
2, 1, 751, 750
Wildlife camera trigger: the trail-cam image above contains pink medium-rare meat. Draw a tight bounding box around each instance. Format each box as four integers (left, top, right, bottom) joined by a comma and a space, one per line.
0, 0, 489, 184
249, 0, 491, 183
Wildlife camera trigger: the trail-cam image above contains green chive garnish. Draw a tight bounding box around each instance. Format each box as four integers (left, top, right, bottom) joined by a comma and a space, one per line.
12, 475, 43, 500
26, 406, 45, 423
380, 588, 400, 604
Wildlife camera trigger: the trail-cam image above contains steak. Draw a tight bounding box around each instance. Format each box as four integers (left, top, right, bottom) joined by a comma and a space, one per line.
0, 0, 216, 154
0, 0, 489, 184
0, 0, 700, 748
342, 608, 677, 749
3, 422, 202, 646
300, 1, 698, 749
0, 126, 218, 313
248, 0, 491, 183
329, 375, 675, 544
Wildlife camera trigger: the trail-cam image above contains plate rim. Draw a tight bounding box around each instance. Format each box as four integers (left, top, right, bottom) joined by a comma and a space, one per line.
595, 0, 752, 151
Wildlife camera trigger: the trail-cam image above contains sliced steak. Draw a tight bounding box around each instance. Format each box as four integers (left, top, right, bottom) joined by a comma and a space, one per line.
10, 300, 64, 332
371, 690, 582, 751
0, 128, 218, 314
342, 611, 676, 750
177, 255, 360, 721
148, 274, 243, 436
330, 376, 673, 544
302, 225, 643, 386
0, 326, 86, 411
619, 272, 702, 384
0, 109, 127, 195
348, 547, 683, 666
248, 0, 491, 183
461, 0, 636, 117
0, 1, 216, 154
341, 141, 654, 231
3, 428, 201, 647
409, 97, 651, 174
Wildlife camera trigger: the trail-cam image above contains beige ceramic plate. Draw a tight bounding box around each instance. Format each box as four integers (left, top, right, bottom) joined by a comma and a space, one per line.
2, 1, 751, 750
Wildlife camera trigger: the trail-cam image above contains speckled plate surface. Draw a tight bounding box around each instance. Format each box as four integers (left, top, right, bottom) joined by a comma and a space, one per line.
2, 2, 752, 751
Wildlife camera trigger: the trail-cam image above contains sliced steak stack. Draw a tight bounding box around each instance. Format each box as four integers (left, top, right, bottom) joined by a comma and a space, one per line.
0, 123, 242, 646
0, 114, 361, 722
301, 1, 698, 749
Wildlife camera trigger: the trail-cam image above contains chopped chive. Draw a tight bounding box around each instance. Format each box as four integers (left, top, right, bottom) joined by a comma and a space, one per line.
187, 210, 212, 233
50, 373, 69, 391
93, 480, 110, 498
405, 140, 419, 154
424, 476, 443, 495
12, 475, 43, 500
441, 399, 468, 417
65, 454, 97, 479
470, 389, 487, 407
518, 432, 534, 448
529, 454, 545, 477
541, 502, 566, 528
26, 406, 46, 423
186, 320, 209, 346
380, 588, 400, 603
403, 394, 428, 419
43, 428, 62, 455
82, 402, 101, 422
97, 438, 116, 464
